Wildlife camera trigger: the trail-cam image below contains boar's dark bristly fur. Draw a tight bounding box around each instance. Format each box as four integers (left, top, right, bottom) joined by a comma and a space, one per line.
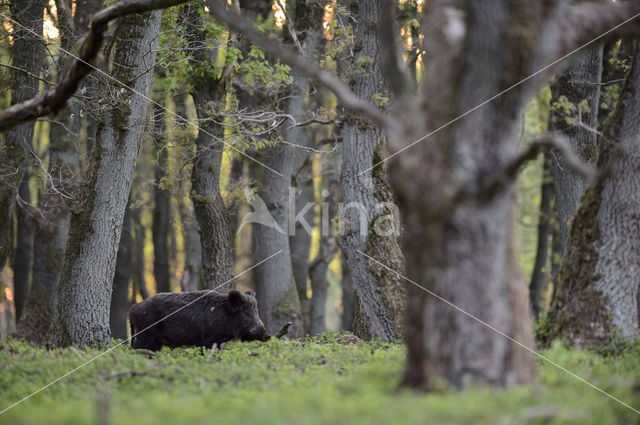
128, 290, 270, 351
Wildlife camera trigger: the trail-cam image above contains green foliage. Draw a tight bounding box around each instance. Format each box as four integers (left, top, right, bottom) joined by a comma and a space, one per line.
1, 336, 640, 424
238, 46, 292, 92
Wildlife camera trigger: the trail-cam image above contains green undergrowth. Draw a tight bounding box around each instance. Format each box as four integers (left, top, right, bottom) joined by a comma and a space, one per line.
1, 334, 639, 425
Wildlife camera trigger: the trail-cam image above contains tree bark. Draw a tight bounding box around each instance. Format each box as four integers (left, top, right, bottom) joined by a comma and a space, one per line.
152, 97, 171, 293
49, 10, 162, 347
110, 200, 133, 339
549, 47, 603, 251
337, 0, 406, 342
183, 3, 234, 291
0, 0, 43, 281
544, 41, 640, 346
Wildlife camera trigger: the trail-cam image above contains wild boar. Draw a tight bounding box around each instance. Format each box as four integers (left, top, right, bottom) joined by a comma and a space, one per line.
129, 290, 270, 351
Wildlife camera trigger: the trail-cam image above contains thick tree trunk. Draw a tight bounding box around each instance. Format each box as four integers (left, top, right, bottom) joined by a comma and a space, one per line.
0, 0, 43, 278
12, 172, 33, 322
549, 47, 603, 251
544, 41, 640, 346
398, 0, 538, 390
110, 200, 133, 339
183, 3, 234, 291
152, 98, 171, 293
49, 10, 162, 347
529, 154, 554, 321
337, 0, 406, 342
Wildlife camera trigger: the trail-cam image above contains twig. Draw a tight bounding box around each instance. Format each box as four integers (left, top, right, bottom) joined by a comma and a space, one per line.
68, 346, 84, 358
275, 322, 293, 339
133, 348, 157, 358
206, 343, 218, 363
274, 0, 305, 57
105, 370, 150, 380
0, 62, 55, 86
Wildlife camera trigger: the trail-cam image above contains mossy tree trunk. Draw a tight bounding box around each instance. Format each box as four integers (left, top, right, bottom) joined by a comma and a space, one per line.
549, 47, 603, 251
182, 3, 234, 292
337, 0, 406, 342
49, 10, 162, 347
544, 41, 640, 347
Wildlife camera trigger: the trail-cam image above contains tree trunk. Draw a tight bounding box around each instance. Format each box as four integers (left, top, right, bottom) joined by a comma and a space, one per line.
110, 200, 133, 339
289, 159, 315, 333
337, 0, 406, 342
12, 172, 33, 322
179, 200, 202, 292
309, 178, 339, 336
0, 0, 43, 279
341, 253, 354, 331
549, 47, 603, 251
544, 41, 640, 346
152, 98, 171, 293
131, 207, 149, 300
529, 153, 554, 321
183, 3, 234, 291
49, 10, 162, 347
16, 0, 102, 342
252, 0, 326, 337
398, 0, 540, 390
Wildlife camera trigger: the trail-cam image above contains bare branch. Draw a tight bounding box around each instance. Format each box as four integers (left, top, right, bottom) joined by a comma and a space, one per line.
0, 0, 189, 132
207, 0, 396, 132
457, 133, 598, 205
0, 62, 54, 86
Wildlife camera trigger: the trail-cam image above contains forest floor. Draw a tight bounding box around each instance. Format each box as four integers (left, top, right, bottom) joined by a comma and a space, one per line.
0, 333, 639, 425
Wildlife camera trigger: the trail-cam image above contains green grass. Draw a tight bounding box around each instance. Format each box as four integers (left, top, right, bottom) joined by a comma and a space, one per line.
1, 334, 639, 425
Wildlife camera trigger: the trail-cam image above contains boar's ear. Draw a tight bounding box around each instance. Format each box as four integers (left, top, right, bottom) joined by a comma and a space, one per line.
227, 290, 243, 311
